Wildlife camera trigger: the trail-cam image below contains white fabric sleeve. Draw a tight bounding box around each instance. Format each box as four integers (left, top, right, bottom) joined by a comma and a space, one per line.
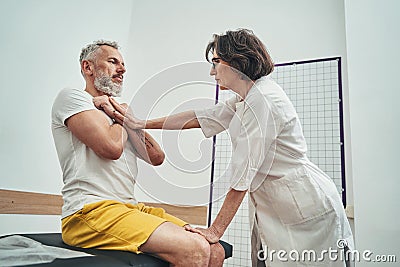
52, 88, 96, 126
194, 96, 238, 138
229, 93, 279, 191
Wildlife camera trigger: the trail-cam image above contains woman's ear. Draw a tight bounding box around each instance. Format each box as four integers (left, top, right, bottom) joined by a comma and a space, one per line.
81, 60, 94, 76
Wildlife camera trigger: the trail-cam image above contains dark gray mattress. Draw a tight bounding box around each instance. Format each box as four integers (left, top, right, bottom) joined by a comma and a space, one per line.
5, 233, 232, 267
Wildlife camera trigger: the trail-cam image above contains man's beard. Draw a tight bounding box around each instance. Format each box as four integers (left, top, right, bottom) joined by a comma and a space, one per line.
94, 72, 123, 97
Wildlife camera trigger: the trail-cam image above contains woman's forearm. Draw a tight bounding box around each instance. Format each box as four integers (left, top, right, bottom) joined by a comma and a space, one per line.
210, 188, 247, 238
145, 110, 200, 130
109, 98, 200, 131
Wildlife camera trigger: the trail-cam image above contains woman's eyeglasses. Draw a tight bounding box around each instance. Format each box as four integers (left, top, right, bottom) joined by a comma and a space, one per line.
211, 57, 221, 69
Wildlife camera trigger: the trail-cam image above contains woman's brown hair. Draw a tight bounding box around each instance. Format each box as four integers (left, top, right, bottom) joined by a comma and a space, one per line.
205, 29, 274, 81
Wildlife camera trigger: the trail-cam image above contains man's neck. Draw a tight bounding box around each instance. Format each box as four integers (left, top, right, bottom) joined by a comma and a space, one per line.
85, 85, 106, 97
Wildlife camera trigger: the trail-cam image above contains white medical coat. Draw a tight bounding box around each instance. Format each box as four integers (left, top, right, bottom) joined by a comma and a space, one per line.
195, 76, 354, 266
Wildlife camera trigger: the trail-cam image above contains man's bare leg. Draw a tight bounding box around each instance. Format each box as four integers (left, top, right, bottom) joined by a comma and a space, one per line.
209, 242, 225, 267
140, 222, 211, 267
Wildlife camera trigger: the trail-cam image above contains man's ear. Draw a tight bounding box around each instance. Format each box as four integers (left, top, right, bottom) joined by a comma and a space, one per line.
81, 60, 94, 76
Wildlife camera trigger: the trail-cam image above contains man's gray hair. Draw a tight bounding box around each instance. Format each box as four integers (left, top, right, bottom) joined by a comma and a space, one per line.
79, 40, 119, 63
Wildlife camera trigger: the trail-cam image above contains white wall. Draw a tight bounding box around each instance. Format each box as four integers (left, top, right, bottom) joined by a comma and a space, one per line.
0, 0, 133, 235
1, 0, 351, 235
344, 0, 400, 265
125, 0, 352, 207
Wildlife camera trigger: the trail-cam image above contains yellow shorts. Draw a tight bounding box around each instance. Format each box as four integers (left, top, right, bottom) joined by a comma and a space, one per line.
61, 200, 187, 254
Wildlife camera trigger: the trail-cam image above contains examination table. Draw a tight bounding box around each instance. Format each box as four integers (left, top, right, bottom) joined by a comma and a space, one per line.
0, 189, 233, 266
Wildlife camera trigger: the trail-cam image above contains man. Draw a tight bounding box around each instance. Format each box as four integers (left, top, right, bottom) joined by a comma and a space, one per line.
51, 40, 224, 266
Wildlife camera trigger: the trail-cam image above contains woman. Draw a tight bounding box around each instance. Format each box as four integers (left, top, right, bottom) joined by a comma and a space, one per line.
111, 29, 354, 266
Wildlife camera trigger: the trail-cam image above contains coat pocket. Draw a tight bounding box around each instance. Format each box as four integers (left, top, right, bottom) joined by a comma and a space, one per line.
266, 166, 333, 225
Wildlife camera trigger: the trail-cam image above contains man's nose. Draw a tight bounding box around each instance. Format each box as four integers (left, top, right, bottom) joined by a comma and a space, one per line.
117, 63, 126, 74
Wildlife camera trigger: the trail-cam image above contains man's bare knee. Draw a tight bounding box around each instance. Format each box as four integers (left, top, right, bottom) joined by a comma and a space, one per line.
209, 242, 225, 267
174, 233, 210, 266
140, 222, 210, 266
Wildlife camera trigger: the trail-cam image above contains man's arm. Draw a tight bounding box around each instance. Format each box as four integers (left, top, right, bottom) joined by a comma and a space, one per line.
66, 109, 128, 160
94, 96, 165, 165
124, 128, 165, 166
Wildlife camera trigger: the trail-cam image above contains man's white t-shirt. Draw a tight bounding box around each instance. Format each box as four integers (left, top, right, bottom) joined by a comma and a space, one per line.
51, 88, 138, 218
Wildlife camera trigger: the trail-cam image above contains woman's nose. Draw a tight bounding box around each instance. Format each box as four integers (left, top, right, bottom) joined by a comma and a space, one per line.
210, 66, 216, 76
